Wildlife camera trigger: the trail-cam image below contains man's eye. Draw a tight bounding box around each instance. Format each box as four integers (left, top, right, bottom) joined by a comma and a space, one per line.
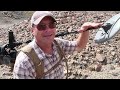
49, 22, 56, 28
38, 24, 46, 30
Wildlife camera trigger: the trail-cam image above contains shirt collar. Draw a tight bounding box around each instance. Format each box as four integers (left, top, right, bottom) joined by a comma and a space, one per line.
29, 39, 46, 60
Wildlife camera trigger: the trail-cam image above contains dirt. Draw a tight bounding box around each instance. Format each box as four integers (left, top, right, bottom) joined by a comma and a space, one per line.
0, 11, 30, 28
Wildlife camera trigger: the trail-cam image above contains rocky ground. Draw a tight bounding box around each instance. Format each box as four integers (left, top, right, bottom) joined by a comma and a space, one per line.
0, 11, 120, 79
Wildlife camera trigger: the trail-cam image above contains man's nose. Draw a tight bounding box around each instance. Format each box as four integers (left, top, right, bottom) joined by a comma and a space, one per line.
45, 25, 51, 31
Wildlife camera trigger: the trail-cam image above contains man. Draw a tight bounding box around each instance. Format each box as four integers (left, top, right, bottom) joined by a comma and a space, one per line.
13, 11, 102, 79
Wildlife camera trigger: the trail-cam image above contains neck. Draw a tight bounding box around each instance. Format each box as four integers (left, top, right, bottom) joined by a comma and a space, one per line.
36, 40, 53, 55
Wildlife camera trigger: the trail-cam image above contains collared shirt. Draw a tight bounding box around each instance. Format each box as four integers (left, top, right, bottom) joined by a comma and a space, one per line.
13, 38, 77, 79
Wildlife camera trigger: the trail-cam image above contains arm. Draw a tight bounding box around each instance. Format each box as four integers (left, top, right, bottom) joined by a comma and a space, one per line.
55, 22, 102, 55
76, 22, 102, 52
76, 30, 89, 52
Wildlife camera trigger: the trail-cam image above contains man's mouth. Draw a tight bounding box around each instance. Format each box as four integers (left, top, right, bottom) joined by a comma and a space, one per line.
43, 34, 52, 37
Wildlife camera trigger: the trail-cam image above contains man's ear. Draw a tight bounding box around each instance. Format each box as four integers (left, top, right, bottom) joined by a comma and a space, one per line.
28, 22, 33, 33
31, 27, 35, 35
30, 24, 35, 35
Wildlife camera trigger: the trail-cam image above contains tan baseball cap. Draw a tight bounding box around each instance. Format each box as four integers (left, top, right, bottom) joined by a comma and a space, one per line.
30, 11, 56, 27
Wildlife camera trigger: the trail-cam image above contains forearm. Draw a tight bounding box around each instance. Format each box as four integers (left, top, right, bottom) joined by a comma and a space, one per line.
75, 22, 102, 52
76, 30, 89, 52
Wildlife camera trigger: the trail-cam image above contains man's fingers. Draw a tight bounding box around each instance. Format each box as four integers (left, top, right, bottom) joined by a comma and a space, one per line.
78, 22, 103, 33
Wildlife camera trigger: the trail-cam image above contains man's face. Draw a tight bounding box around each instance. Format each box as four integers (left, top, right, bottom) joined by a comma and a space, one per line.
32, 16, 56, 44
